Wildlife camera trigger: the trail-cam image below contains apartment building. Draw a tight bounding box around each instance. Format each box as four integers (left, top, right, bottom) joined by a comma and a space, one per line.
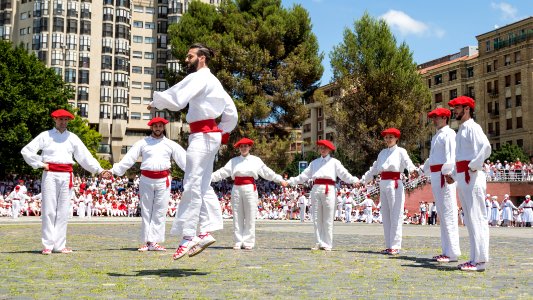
0, 0, 218, 162
301, 83, 337, 153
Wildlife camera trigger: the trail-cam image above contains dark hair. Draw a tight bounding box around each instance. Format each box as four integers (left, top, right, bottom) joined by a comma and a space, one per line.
189, 43, 214, 64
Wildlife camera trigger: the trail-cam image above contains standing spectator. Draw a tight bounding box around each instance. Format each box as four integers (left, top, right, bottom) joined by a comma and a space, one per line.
518, 195, 533, 227
501, 194, 517, 227
298, 192, 308, 222
490, 196, 500, 226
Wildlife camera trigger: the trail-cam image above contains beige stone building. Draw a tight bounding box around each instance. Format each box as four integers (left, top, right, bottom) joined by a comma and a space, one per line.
301, 82, 337, 154
1, 0, 218, 162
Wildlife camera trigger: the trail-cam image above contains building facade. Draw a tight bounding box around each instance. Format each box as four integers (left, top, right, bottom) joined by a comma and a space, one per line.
1, 0, 218, 162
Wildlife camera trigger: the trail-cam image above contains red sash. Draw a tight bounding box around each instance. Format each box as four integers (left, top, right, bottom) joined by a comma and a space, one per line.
234, 176, 256, 191
456, 160, 471, 184
189, 119, 222, 134
141, 170, 170, 187
430, 164, 445, 188
47, 163, 74, 188
381, 172, 401, 189
313, 178, 335, 194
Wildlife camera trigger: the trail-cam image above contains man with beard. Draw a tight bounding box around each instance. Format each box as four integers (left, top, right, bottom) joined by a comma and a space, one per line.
148, 43, 238, 260
445, 96, 491, 272
423, 107, 461, 263
107, 117, 186, 252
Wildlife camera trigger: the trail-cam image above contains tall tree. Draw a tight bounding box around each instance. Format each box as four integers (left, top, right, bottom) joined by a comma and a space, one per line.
328, 13, 431, 173
0, 40, 107, 175
167, 0, 323, 133
489, 143, 529, 164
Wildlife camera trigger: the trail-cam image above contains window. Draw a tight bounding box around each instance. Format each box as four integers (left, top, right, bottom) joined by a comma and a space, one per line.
303, 124, 311, 133
467, 86, 475, 98
516, 117, 522, 129
142, 113, 152, 120
494, 103, 500, 116
53, 0, 64, 15
133, 21, 143, 28
52, 33, 64, 49
517, 139, 523, 148
427, 78, 431, 88
113, 88, 128, 104
103, 7, 113, 21
80, 2, 91, 18
132, 51, 142, 59
132, 66, 142, 73
169, 0, 182, 14
493, 80, 499, 94
449, 89, 457, 100
156, 81, 166, 91
317, 107, 322, 117
434, 74, 442, 85
101, 71, 112, 86
101, 55, 112, 69
79, 35, 90, 51
158, 5, 167, 18
66, 19, 77, 33
506, 118, 512, 130
435, 93, 442, 103
100, 87, 111, 102
131, 97, 141, 104
53, 17, 64, 32
145, 7, 155, 14
144, 67, 154, 75
78, 70, 89, 84
65, 68, 76, 83
100, 104, 111, 119
318, 121, 322, 131
157, 35, 167, 48
143, 97, 152, 104
114, 73, 128, 87
488, 123, 493, 134
493, 59, 498, 71
504, 75, 511, 87
65, 34, 77, 50
145, 22, 155, 29
51, 50, 63, 65
467, 67, 474, 78
115, 24, 129, 39
116, 8, 130, 23
514, 51, 521, 63
157, 51, 167, 63
144, 82, 153, 90
515, 72, 521, 85
495, 121, 500, 136
504, 54, 511, 66
64, 51, 76, 67
102, 38, 112, 54
516, 95, 522, 107
102, 23, 113, 37
486, 63, 492, 73
133, 5, 144, 13
448, 70, 457, 81
133, 35, 143, 43
157, 66, 166, 78
80, 20, 90, 34
77, 103, 88, 118
145, 37, 155, 44
78, 86, 89, 101
132, 81, 142, 89
144, 52, 154, 59
486, 81, 492, 93
113, 105, 127, 120
505, 97, 512, 109
130, 112, 141, 120
487, 102, 493, 114
114, 57, 129, 72
115, 39, 129, 56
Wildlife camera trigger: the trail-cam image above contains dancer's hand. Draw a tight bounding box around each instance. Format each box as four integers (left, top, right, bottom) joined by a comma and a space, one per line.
147, 104, 152, 110
280, 181, 288, 187
444, 174, 454, 184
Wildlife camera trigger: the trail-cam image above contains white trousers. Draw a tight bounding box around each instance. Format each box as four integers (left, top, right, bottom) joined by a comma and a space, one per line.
380, 179, 405, 250
78, 203, 85, 217
171, 132, 223, 237
299, 205, 306, 222
11, 200, 20, 218
345, 205, 352, 223
231, 184, 258, 247
41, 171, 71, 250
139, 175, 170, 243
364, 208, 373, 223
430, 172, 461, 259
310, 184, 336, 248
86, 203, 92, 218
457, 170, 489, 263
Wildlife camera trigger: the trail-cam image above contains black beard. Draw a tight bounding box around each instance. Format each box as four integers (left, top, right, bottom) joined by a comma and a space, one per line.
152, 130, 163, 138
186, 59, 199, 74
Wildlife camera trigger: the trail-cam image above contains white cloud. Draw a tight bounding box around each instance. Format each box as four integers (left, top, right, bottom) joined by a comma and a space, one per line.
491, 2, 518, 20
380, 10, 442, 38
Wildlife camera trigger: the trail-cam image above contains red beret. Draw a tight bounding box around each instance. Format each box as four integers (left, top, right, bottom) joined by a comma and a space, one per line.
147, 117, 169, 126
448, 96, 475, 109
317, 139, 335, 151
51, 109, 75, 119
381, 128, 401, 138
15, 186, 20, 190
427, 107, 451, 118
233, 138, 254, 148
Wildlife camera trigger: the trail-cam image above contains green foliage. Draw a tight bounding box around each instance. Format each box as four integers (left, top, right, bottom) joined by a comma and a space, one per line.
284, 150, 318, 177
489, 143, 529, 164
167, 0, 323, 136
0, 40, 72, 174
327, 13, 432, 174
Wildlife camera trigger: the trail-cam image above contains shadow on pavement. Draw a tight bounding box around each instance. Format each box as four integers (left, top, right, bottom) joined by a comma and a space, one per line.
2, 250, 43, 254
389, 255, 459, 271
108, 269, 209, 278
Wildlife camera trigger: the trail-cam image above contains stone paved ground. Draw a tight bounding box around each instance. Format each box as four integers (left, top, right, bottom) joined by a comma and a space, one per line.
0, 217, 532, 299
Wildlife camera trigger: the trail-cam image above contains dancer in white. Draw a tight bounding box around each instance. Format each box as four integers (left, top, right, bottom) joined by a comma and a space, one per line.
6, 186, 29, 219
148, 43, 238, 260
518, 195, 533, 227
361, 128, 418, 255
360, 194, 377, 224
211, 138, 285, 250
287, 140, 359, 251
109, 117, 186, 252
501, 194, 517, 227
21, 109, 107, 254
445, 96, 491, 272
423, 107, 461, 263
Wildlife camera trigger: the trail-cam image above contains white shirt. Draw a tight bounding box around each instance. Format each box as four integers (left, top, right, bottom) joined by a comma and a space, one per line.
423, 125, 456, 176
361, 198, 376, 208
288, 155, 358, 186
361, 145, 417, 184
298, 195, 307, 207
112, 136, 186, 176
455, 119, 491, 171
211, 154, 283, 183
21, 128, 103, 174
151, 68, 238, 133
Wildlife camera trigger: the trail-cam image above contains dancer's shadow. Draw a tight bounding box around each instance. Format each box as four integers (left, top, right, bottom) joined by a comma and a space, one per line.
108, 268, 209, 278
388, 255, 458, 271
2, 250, 43, 254
272, 247, 316, 251
349, 250, 384, 255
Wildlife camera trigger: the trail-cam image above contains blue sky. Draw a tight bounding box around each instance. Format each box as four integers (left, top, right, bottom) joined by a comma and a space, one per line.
281, 0, 531, 85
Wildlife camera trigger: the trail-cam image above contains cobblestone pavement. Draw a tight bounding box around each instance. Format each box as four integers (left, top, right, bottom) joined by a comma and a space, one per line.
0, 217, 532, 299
